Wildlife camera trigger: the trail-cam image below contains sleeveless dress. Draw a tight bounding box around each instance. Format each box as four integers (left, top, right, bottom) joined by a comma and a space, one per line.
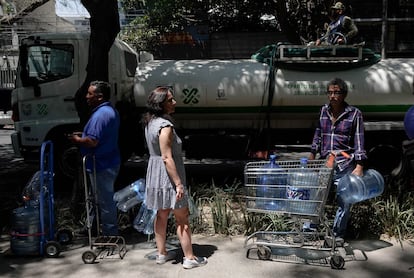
144, 117, 188, 210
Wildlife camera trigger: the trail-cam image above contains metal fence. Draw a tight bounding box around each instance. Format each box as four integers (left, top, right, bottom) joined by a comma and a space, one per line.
0, 69, 16, 89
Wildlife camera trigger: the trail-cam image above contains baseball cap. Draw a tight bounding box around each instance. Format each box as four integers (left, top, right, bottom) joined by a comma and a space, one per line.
331, 2, 345, 10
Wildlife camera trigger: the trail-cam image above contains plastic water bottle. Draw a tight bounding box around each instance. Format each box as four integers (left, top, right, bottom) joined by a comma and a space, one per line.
113, 178, 145, 202
287, 158, 318, 213
133, 203, 157, 233
22, 171, 48, 208
256, 154, 287, 210
117, 191, 145, 212
337, 169, 385, 204
143, 210, 157, 235
133, 203, 148, 232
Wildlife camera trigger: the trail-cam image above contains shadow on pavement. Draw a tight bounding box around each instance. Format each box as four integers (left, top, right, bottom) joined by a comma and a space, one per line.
348, 239, 393, 252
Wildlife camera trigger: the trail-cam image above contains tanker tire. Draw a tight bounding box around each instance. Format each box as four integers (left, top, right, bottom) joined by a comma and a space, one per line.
367, 144, 401, 176
50, 134, 81, 197
59, 144, 80, 179
46, 129, 80, 180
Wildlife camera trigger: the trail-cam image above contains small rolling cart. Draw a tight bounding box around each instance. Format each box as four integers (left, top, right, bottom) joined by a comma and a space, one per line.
243, 158, 367, 269
9, 140, 71, 258
81, 154, 127, 264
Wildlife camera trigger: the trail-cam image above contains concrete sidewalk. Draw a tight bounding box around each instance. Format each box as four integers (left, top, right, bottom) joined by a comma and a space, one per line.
1, 232, 414, 278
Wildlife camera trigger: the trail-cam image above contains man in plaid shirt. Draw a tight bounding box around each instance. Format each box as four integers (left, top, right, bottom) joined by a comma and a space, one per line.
309, 77, 367, 242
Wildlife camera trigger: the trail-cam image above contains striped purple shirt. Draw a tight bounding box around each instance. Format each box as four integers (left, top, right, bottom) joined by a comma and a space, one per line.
311, 102, 367, 171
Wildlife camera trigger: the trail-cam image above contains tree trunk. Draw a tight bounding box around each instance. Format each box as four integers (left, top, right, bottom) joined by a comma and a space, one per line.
75, 0, 120, 126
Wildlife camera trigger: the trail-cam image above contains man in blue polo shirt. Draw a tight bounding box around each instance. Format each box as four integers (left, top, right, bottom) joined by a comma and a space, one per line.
70, 80, 120, 236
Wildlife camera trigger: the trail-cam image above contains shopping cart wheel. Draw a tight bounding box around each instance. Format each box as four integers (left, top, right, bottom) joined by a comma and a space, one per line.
257, 245, 272, 260
82, 250, 97, 264
330, 255, 345, 269
45, 241, 62, 258
56, 228, 73, 245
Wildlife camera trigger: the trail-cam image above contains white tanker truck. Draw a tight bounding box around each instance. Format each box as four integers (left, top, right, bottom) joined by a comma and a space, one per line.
10, 33, 414, 179
134, 44, 414, 173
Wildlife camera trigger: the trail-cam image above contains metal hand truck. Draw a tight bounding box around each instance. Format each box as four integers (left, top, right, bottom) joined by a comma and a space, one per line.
81, 154, 127, 264
243, 159, 367, 269
38, 140, 62, 257
9, 140, 64, 257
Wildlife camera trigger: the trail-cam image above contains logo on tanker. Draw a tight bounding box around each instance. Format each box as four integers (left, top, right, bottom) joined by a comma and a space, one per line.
37, 103, 48, 116
181, 88, 200, 105
22, 103, 32, 116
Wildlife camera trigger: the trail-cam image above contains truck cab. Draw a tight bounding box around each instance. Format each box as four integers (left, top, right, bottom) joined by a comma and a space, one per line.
11, 32, 138, 178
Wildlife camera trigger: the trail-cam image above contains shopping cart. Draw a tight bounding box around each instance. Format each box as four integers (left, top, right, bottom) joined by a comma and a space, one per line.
81, 154, 127, 264
243, 159, 366, 269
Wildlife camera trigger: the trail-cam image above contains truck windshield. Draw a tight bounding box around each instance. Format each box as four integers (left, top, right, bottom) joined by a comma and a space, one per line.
21, 44, 74, 85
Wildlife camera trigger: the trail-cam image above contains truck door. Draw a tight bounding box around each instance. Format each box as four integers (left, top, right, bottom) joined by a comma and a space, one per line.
13, 37, 82, 148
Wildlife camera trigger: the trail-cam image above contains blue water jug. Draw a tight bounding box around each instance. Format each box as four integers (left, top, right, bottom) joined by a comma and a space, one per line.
256, 154, 287, 210
10, 206, 40, 255
337, 169, 384, 204
287, 158, 318, 214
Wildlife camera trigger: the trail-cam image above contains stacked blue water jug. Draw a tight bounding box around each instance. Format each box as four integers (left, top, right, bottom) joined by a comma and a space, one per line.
256, 154, 287, 211
287, 158, 318, 214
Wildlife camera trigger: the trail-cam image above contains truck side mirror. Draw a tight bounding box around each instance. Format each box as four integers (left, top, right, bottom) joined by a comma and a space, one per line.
22, 76, 41, 97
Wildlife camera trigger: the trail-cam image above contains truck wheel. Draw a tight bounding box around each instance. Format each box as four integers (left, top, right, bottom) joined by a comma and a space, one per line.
46, 126, 81, 181
58, 143, 80, 179
368, 144, 401, 175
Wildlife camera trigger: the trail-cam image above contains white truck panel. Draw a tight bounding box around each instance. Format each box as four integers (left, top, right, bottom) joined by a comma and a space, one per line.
134, 57, 414, 130
134, 59, 270, 107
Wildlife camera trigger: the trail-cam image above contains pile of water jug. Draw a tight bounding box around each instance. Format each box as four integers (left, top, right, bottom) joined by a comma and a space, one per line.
255, 156, 319, 214
114, 178, 146, 212
10, 171, 47, 255
255, 154, 385, 213
113, 178, 157, 235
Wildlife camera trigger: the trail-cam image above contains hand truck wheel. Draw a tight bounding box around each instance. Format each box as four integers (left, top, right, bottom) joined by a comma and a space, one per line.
82, 250, 97, 264
45, 241, 62, 258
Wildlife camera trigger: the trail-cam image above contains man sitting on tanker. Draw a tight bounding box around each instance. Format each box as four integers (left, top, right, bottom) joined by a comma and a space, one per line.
315, 2, 358, 46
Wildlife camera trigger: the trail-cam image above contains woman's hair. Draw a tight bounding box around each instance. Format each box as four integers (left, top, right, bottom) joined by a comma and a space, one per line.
141, 86, 174, 126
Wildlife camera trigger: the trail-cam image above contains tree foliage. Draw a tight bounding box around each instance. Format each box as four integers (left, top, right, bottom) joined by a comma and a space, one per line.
120, 0, 348, 53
